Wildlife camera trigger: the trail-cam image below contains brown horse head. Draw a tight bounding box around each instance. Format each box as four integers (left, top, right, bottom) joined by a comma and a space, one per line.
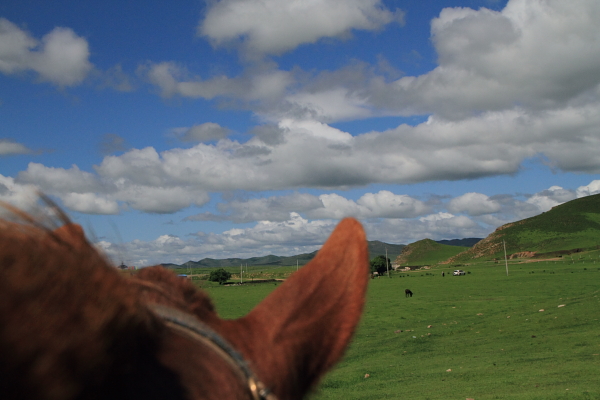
0, 210, 369, 400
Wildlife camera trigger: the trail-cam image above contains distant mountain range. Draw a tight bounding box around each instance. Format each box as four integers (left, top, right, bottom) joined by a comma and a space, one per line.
161, 237, 484, 269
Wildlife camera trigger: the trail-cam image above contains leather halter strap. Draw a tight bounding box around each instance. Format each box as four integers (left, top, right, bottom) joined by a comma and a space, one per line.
150, 304, 278, 400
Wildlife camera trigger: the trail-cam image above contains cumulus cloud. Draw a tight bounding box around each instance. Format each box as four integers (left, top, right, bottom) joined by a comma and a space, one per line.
17, 163, 106, 194
85, 180, 600, 265
365, 213, 486, 246
61, 192, 119, 215
188, 190, 429, 223
525, 185, 576, 212
101, 212, 338, 266
17, 106, 600, 214
0, 139, 32, 156
15, 162, 210, 215
183, 0, 600, 124
139, 0, 600, 179
0, 18, 92, 86
576, 180, 600, 197
256, 0, 600, 129
102, 210, 487, 266
186, 193, 323, 223
308, 191, 430, 219
115, 185, 210, 214
199, 0, 404, 56
0, 174, 38, 215
363, 0, 600, 119
448, 192, 502, 216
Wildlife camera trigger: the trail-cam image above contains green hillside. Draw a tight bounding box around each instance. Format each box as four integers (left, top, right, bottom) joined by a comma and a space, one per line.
395, 238, 468, 267
447, 193, 600, 263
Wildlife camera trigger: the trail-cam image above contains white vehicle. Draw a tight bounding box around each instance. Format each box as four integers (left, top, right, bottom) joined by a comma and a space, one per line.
453, 269, 466, 276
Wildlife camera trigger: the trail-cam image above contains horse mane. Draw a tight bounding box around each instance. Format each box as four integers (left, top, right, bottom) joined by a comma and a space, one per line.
0, 206, 369, 400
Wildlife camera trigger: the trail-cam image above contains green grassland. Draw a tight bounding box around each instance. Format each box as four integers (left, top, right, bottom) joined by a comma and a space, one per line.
192, 256, 600, 400
450, 194, 600, 263
179, 264, 299, 286
395, 239, 468, 267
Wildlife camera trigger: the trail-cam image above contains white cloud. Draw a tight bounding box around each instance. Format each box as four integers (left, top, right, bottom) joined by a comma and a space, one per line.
102, 211, 486, 266
101, 212, 338, 266
309, 191, 429, 219
61, 192, 119, 215
419, 212, 454, 222
186, 193, 324, 223
576, 180, 600, 197
0, 174, 38, 215
199, 0, 403, 56
87, 180, 600, 265
526, 185, 576, 212
365, 213, 485, 246
309, 193, 361, 220
0, 18, 92, 86
357, 191, 429, 218
0, 139, 31, 156
17, 106, 600, 217
17, 163, 106, 194
448, 192, 502, 216
188, 190, 430, 223
216, 0, 600, 125
283, 88, 373, 122
16, 161, 210, 215
114, 185, 210, 214
368, 0, 600, 118
143, 2, 600, 180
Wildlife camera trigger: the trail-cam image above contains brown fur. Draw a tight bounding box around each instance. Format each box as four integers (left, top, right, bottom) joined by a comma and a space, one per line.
0, 212, 369, 400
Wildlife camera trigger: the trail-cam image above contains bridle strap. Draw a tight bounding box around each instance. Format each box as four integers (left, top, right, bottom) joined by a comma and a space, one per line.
149, 304, 277, 400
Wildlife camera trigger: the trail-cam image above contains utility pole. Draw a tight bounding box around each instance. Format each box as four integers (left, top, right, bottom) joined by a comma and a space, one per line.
386, 247, 390, 278
503, 240, 509, 276
240, 264, 243, 284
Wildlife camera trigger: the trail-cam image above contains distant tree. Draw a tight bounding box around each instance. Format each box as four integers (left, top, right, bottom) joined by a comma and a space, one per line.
209, 268, 231, 285
370, 255, 391, 276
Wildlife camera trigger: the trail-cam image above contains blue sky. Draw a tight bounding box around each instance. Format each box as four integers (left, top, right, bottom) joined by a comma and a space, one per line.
1, 0, 600, 266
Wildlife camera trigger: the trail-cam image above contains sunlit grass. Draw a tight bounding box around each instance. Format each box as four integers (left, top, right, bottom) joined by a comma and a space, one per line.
187, 255, 600, 399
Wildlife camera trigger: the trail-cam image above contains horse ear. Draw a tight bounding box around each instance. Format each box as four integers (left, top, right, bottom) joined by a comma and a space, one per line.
225, 218, 369, 400
52, 223, 87, 247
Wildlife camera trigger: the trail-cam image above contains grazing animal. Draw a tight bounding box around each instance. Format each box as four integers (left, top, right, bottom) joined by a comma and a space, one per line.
405, 289, 413, 297
0, 205, 369, 400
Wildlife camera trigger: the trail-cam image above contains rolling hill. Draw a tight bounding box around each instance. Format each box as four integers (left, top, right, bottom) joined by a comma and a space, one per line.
394, 239, 469, 267
446, 193, 600, 263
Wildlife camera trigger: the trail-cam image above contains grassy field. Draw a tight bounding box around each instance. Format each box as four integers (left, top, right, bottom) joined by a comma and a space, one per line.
395, 239, 468, 267
191, 256, 600, 400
